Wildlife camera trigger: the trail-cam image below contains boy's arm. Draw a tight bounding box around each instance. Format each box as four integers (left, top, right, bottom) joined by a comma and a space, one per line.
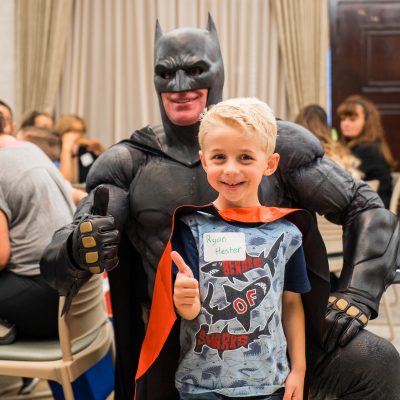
282, 291, 306, 400
172, 251, 201, 320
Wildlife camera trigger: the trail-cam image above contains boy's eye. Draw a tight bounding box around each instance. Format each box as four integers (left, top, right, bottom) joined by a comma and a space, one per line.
212, 154, 225, 160
240, 154, 253, 161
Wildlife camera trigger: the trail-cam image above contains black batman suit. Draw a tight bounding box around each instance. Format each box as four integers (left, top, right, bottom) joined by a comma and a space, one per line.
41, 16, 400, 400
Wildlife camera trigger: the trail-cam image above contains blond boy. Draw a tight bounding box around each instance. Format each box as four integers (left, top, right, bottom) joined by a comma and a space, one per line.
171, 98, 310, 399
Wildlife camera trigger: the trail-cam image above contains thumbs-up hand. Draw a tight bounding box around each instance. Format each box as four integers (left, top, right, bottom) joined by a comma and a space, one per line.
172, 251, 201, 320
72, 185, 120, 274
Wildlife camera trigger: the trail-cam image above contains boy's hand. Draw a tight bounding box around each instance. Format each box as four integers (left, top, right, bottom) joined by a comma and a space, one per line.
283, 370, 304, 400
172, 251, 201, 320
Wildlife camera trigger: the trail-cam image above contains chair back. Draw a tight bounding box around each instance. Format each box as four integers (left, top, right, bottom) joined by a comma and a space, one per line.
365, 179, 379, 192
316, 214, 343, 256
59, 274, 108, 359
390, 172, 400, 216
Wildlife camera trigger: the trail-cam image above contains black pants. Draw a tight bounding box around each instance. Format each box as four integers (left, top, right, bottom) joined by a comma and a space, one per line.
0, 270, 59, 339
310, 329, 400, 400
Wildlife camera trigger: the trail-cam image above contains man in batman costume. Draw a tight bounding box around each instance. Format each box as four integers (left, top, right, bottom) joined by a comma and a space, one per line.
41, 15, 400, 400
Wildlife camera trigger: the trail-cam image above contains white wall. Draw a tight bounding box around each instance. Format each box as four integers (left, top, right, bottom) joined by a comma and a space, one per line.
0, 0, 16, 116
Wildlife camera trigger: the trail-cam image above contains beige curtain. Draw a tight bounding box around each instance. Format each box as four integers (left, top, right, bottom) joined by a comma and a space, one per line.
56, 0, 288, 148
16, 0, 73, 119
271, 0, 328, 119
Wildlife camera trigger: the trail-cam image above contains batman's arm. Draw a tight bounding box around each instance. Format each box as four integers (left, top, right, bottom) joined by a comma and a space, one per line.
275, 121, 399, 349
40, 142, 143, 297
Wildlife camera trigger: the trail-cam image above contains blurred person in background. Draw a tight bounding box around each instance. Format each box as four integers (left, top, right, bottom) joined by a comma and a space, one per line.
20, 110, 54, 130
0, 100, 16, 136
295, 104, 363, 180
17, 126, 61, 163
16, 126, 87, 205
337, 95, 396, 208
55, 114, 106, 184
0, 112, 75, 395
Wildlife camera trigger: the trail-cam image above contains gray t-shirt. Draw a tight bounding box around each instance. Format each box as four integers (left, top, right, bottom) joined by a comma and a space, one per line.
0, 142, 75, 276
175, 212, 307, 397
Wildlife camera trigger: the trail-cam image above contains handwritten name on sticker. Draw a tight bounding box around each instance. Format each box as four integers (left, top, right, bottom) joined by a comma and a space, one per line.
204, 232, 246, 262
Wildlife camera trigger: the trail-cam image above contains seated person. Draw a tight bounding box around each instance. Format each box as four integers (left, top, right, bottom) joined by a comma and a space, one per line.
295, 104, 363, 180
17, 125, 61, 162
55, 114, 106, 184
337, 95, 396, 208
20, 110, 54, 130
0, 100, 17, 136
16, 126, 87, 205
0, 113, 75, 343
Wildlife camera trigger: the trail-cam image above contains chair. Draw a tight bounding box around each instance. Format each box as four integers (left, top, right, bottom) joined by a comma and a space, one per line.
316, 178, 396, 341
365, 178, 379, 192
390, 172, 400, 216
388, 173, 400, 304
315, 213, 343, 273
0, 274, 115, 400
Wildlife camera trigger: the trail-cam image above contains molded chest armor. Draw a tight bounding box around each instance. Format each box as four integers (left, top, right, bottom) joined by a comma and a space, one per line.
126, 154, 215, 296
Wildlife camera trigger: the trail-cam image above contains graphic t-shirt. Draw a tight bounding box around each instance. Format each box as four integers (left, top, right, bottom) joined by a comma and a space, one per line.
173, 211, 310, 397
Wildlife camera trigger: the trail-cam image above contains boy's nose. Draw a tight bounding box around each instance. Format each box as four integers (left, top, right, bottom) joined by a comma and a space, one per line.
224, 160, 240, 175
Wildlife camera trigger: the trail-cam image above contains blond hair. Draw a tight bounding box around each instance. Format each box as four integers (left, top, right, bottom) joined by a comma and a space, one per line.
55, 114, 87, 136
199, 97, 277, 154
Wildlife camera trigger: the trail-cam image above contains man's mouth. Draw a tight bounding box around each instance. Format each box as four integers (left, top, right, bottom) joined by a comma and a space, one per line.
170, 91, 200, 103
173, 97, 197, 103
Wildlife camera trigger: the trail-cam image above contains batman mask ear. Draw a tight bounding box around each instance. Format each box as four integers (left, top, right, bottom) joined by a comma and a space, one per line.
155, 19, 163, 42
206, 13, 217, 36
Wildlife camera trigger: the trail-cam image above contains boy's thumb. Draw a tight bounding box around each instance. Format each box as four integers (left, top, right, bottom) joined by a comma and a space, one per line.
171, 251, 193, 277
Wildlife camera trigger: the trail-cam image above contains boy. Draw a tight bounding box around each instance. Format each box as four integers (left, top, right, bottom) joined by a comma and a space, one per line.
136, 98, 310, 400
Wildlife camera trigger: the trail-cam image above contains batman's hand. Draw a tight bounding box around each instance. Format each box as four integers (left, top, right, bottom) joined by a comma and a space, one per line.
322, 293, 371, 353
72, 185, 120, 274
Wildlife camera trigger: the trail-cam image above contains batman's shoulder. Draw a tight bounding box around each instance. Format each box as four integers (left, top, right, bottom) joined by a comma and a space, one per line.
121, 124, 164, 156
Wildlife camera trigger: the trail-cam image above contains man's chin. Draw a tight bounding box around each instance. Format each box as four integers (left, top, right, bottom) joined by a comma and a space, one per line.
168, 113, 201, 126
172, 119, 200, 127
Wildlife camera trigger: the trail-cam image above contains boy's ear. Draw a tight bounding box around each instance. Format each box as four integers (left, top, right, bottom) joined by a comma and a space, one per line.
264, 153, 280, 176
199, 150, 207, 171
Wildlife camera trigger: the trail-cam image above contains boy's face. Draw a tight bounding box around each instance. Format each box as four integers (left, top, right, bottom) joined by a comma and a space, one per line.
199, 124, 279, 210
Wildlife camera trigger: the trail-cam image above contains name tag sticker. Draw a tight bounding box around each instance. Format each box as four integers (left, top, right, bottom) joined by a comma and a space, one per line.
203, 232, 246, 262
80, 152, 94, 167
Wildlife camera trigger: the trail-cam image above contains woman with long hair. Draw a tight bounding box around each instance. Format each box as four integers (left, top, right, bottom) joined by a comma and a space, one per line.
337, 95, 396, 208
295, 104, 363, 180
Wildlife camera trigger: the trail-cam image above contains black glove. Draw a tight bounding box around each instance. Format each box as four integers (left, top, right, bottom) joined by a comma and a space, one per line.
322, 292, 371, 353
72, 185, 120, 274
